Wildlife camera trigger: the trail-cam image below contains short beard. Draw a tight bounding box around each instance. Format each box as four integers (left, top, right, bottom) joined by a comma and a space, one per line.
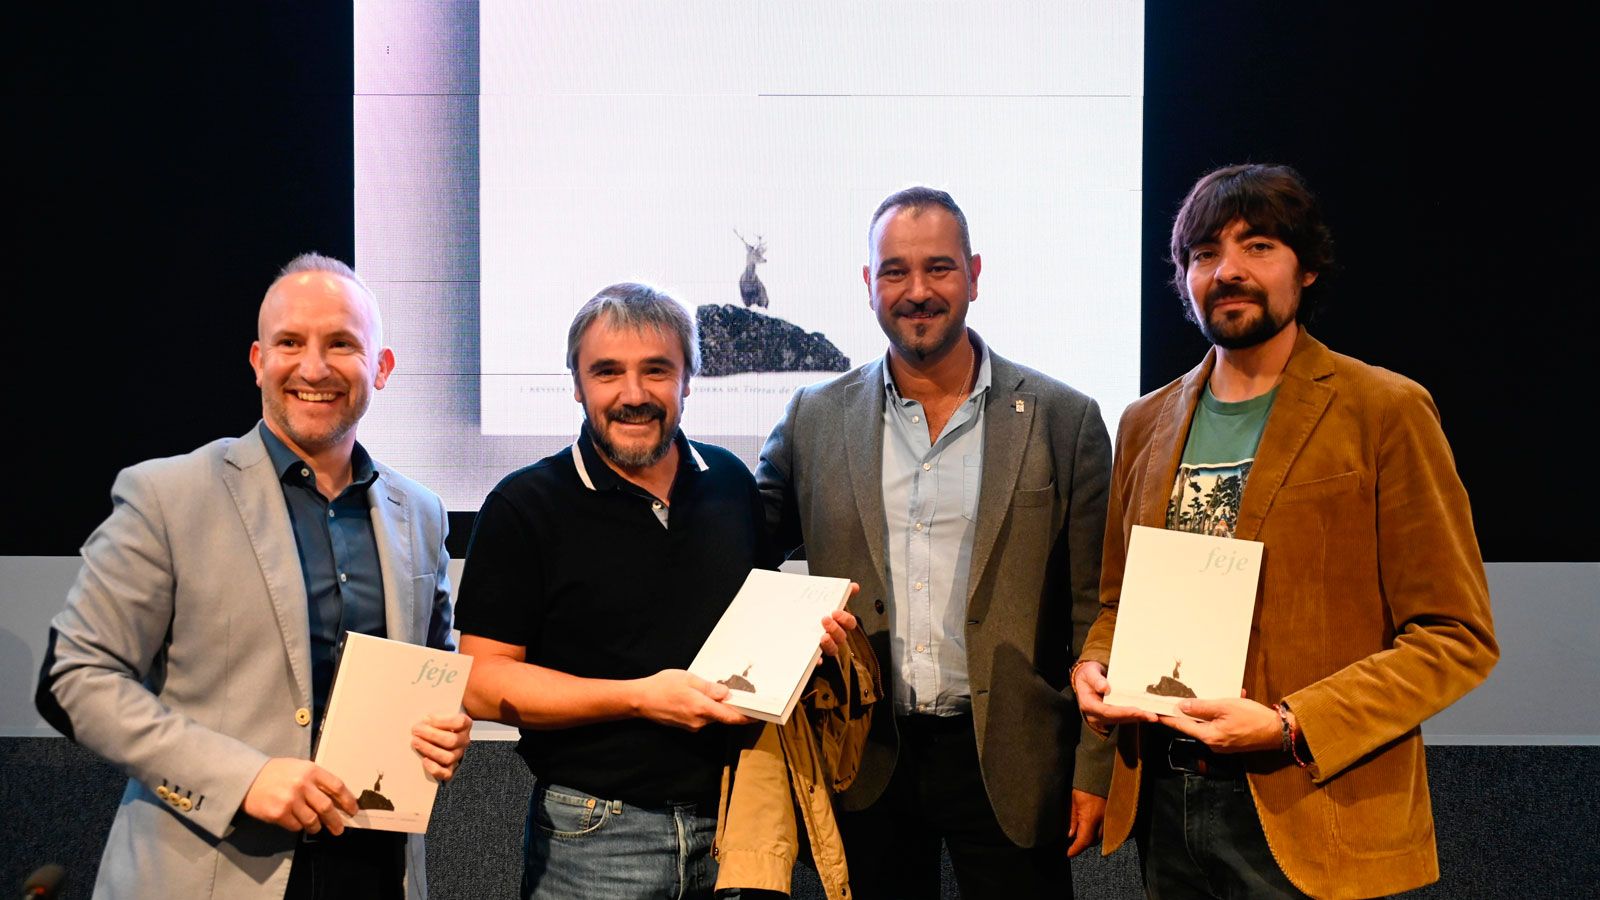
262, 390, 362, 456
1193, 284, 1291, 350
591, 402, 676, 469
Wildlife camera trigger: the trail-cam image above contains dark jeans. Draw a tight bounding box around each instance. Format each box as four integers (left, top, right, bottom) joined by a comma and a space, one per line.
1136, 731, 1309, 900
284, 828, 405, 900
838, 713, 1072, 900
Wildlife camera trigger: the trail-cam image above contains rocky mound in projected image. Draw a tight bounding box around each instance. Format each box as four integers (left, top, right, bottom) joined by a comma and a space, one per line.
697, 304, 851, 377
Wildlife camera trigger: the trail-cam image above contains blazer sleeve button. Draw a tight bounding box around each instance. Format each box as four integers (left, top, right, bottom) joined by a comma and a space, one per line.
155, 786, 170, 799
295, 707, 312, 726
178, 797, 193, 811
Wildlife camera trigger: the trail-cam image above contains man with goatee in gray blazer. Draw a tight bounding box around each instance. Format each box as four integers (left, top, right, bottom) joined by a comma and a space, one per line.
758, 187, 1115, 899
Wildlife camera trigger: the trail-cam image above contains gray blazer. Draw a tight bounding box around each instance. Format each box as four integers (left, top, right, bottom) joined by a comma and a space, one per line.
40, 426, 454, 900
757, 342, 1113, 848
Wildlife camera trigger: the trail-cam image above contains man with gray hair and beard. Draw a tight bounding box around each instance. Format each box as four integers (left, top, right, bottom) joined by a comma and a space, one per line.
455, 283, 853, 899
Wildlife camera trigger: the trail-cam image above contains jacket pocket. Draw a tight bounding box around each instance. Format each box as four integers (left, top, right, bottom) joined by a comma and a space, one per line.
1326, 738, 1433, 856
1274, 470, 1361, 505
1012, 483, 1055, 508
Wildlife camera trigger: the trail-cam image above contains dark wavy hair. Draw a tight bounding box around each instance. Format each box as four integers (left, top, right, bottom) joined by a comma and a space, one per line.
1169, 163, 1335, 322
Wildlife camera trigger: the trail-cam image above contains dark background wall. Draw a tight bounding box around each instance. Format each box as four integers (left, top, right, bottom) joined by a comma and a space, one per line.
1136, 4, 1592, 564
8, 4, 355, 557
7, 2, 1596, 897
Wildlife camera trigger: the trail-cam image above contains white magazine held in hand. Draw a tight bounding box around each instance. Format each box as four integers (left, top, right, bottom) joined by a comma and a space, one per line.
688, 568, 853, 725
1103, 525, 1263, 718
313, 632, 473, 833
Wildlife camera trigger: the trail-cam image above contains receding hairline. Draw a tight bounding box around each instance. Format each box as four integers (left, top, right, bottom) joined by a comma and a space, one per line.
866, 186, 973, 262
866, 202, 973, 263
257, 269, 385, 346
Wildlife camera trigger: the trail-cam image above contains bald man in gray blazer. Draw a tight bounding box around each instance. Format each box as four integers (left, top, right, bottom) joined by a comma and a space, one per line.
757, 188, 1113, 898
37, 254, 469, 900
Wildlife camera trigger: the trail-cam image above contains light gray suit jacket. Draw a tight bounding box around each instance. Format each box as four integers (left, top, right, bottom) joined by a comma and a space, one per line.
757, 340, 1115, 848
39, 426, 454, 900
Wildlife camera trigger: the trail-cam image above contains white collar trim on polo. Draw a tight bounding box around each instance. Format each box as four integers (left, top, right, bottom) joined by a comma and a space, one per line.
572, 436, 708, 492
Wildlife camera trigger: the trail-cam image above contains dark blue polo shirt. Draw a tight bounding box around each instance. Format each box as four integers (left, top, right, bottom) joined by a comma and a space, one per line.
454, 425, 776, 806
258, 423, 386, 728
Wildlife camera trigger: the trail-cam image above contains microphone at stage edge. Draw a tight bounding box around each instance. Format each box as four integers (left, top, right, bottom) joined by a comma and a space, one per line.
21, 864, 65, 900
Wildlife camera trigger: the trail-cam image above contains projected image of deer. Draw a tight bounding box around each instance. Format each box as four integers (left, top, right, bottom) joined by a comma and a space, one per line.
695, 229, 851, 377
735, 230, 770, 309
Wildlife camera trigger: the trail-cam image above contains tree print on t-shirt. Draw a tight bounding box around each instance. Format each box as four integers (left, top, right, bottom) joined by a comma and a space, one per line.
1166, 459, 1253, 538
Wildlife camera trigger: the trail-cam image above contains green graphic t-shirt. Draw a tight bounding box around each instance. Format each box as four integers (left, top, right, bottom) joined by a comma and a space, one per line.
1166, 385, 1278, 538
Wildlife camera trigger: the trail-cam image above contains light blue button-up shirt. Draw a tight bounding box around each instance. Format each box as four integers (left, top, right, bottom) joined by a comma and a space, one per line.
880, 346, 991, 716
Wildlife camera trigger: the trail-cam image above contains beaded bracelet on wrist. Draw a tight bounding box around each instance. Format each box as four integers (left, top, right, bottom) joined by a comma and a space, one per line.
1276, 701, 1312, 769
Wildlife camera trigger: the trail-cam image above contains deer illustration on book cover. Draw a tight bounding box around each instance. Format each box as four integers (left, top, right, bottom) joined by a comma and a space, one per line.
1145, 660, 1197, 699
719, 664, 757, 694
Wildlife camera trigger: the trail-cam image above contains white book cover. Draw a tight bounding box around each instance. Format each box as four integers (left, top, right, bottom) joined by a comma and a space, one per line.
1104, 525, 1263, 717
688, 568, 852, 725
312, 632, 473, 833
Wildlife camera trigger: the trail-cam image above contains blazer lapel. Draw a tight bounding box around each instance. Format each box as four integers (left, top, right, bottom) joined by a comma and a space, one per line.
1233, 331, 1336, 541
966, 355, 1032, 620
844, 361, 888, 581
1137, 352, 1215, 528
369, 469, 416, 643
223, 428, 312, 704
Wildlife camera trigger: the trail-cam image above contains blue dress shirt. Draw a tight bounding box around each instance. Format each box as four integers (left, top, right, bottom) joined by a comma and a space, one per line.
258, 423, 386, 730
880, 347, 992, 716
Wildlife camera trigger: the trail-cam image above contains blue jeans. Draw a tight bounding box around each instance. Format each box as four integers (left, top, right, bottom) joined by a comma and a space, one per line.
522, 780, 721, 900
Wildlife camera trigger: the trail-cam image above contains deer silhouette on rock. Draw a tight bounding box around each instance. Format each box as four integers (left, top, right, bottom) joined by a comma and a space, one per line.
734, 229, 770, 309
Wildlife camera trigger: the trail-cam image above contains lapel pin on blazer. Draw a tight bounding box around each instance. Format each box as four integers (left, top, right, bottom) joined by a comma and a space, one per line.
1014, 399, 1025, 413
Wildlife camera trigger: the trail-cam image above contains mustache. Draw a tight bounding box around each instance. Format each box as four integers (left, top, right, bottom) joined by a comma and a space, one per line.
608, 403, 667, 425
1205, 283, 1268, 308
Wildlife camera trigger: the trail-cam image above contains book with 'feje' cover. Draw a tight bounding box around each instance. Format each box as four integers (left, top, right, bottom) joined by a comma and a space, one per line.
688, 568, 852, 724
313, 632, 472, 833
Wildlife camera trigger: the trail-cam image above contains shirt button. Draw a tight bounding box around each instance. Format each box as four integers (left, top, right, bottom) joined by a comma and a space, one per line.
327, 509, 335, 518
922, 463, 932, 471
295, 707, 312, 726
914, 522, 924, 532
300, 468, 310, 478
911, 415, 921, 424
652, 500, 663, 510
338, 572, 348, 583
915, 643, 927, 653
914, 581, 924, 591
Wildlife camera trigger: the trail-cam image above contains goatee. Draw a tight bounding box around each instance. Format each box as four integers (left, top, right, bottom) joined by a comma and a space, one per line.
1196, 284, 1291, 350
592, 402, 675, 469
